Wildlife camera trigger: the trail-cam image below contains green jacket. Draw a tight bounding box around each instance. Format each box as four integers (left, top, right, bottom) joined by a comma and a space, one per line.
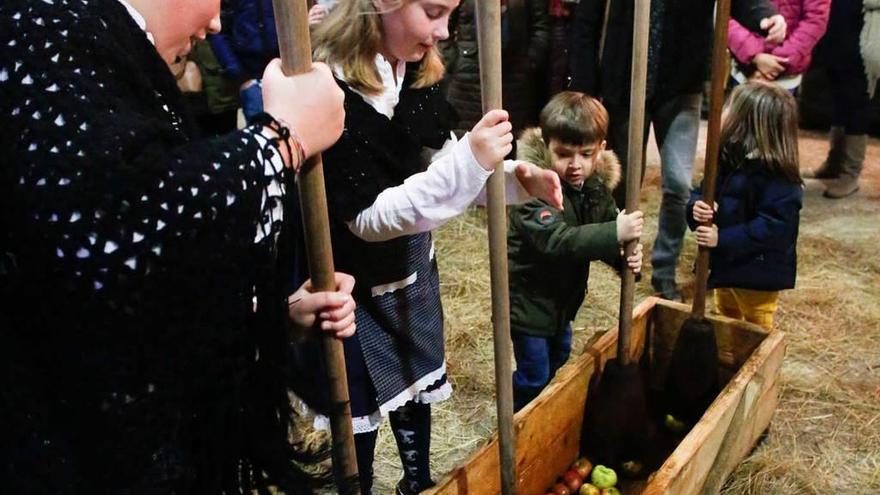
508, 128, 622, 337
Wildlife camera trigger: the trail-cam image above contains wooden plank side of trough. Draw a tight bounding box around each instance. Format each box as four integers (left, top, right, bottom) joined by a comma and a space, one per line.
424, 352, 595, 495
426, 298, 784, 495
514, 350, 595, 494
426, 299, 658, 495
642, 329, 785, 495
700, 333, 784, 495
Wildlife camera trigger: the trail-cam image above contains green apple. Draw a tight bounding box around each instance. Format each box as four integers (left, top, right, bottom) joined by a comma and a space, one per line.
590, 465, 617, 489
664, 413, 686, 433
601, 488, 621, 495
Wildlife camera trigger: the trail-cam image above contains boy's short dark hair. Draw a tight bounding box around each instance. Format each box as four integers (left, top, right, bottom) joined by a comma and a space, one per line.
539, 91, 609, 147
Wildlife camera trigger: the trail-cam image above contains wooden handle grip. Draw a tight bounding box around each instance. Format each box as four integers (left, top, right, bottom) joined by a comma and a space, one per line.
618, 0, 651, 366
475, 1, 517, 494
692, 0, 732, 319
270, 1, 359, 493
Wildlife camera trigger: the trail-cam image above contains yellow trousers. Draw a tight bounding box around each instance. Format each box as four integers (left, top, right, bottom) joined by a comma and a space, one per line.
712, 288, 780, 330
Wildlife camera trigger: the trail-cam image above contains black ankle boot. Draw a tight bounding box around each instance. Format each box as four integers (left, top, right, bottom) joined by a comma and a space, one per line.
396, 478, 436, 495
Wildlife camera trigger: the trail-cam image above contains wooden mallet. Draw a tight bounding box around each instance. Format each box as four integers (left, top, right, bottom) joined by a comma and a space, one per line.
270, 0, 360, 493
582, 0, 654, 473
475, 1, 517, 494
665, 0, 731, 426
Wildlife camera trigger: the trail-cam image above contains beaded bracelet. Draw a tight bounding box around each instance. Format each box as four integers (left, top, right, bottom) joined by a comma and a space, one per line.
253, 112, 306, 172
277, 117, 307, 171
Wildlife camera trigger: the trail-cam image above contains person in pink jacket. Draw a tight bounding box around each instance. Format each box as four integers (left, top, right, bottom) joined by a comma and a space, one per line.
728, 0, 831, 87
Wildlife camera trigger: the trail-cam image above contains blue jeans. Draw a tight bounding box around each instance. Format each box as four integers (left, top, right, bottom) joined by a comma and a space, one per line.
239, 80, 264, 123
606, 93, 701, 285
650, 93, 702, 284
511, 325, 573, 411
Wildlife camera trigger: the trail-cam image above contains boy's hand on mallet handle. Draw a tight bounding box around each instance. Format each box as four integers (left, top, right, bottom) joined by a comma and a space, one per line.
626, 242, 644, 274
695, 225, 719, 248
692, 200, 717, 223
288, 272, 357, 339
616, 209, 644, 242
469, 109, 514, 171
514, 161, 563, 210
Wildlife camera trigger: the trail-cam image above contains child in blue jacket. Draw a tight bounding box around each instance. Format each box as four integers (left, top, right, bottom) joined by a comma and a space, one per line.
508, 92, 644, 411
688, 82, 803, 330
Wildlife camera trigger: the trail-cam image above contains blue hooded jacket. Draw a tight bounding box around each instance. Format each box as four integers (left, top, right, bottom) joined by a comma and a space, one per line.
687, 153, 803, 291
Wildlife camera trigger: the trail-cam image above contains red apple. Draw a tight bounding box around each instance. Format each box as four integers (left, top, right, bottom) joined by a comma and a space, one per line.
562, 470, 583, 491
552, 483, 571, 495
571, 457, 593, 480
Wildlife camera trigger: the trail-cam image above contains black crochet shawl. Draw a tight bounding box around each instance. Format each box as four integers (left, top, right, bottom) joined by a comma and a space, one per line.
0, 0, 314, 492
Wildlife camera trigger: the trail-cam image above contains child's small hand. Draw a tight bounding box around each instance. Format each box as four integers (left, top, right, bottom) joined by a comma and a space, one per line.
695, 225, 718, 248
514, 161, 563, 210
760, 15, 787, 44
616, 209, 644, 242
469, 109, 513, 171
626, 242, 644, 274
308, 4, 328, 25
753, 53, 789, 80
692, 200, 717, 223
288, 272, 357, 339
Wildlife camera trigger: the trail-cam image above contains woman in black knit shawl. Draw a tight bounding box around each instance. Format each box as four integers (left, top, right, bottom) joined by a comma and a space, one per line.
0, 0, 355, 492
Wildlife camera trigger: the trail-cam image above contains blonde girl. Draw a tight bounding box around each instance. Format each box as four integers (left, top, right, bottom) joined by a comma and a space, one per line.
295, 1, 562, 493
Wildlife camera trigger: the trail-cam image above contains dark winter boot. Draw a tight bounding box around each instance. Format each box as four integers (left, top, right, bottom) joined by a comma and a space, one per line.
824, 134, 866, 199
804, 126, 845, 179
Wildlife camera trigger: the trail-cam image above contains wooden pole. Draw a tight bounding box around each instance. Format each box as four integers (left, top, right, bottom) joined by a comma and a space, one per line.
691, 0, 731, 320
617, 0, 651, 366
474, 1, 516, 494
270, 1, 359, 493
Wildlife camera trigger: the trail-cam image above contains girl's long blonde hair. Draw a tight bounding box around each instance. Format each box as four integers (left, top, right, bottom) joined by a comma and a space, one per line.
721, 82, 802, 184
312, 0, 445, 95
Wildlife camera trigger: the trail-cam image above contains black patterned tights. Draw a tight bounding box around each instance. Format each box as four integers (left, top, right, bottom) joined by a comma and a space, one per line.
354, 402, 434, 495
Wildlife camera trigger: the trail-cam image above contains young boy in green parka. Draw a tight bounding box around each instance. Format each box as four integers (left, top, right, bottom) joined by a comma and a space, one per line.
508, 92, 644, 411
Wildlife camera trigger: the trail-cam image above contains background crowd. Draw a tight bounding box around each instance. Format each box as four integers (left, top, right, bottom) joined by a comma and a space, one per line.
196, 0, 877, 302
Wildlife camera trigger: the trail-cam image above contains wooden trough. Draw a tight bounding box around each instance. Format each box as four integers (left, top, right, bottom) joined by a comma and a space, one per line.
425, 297, 785, 495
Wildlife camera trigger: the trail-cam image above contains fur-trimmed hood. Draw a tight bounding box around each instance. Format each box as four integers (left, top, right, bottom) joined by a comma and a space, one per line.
516, 127, 622, 191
